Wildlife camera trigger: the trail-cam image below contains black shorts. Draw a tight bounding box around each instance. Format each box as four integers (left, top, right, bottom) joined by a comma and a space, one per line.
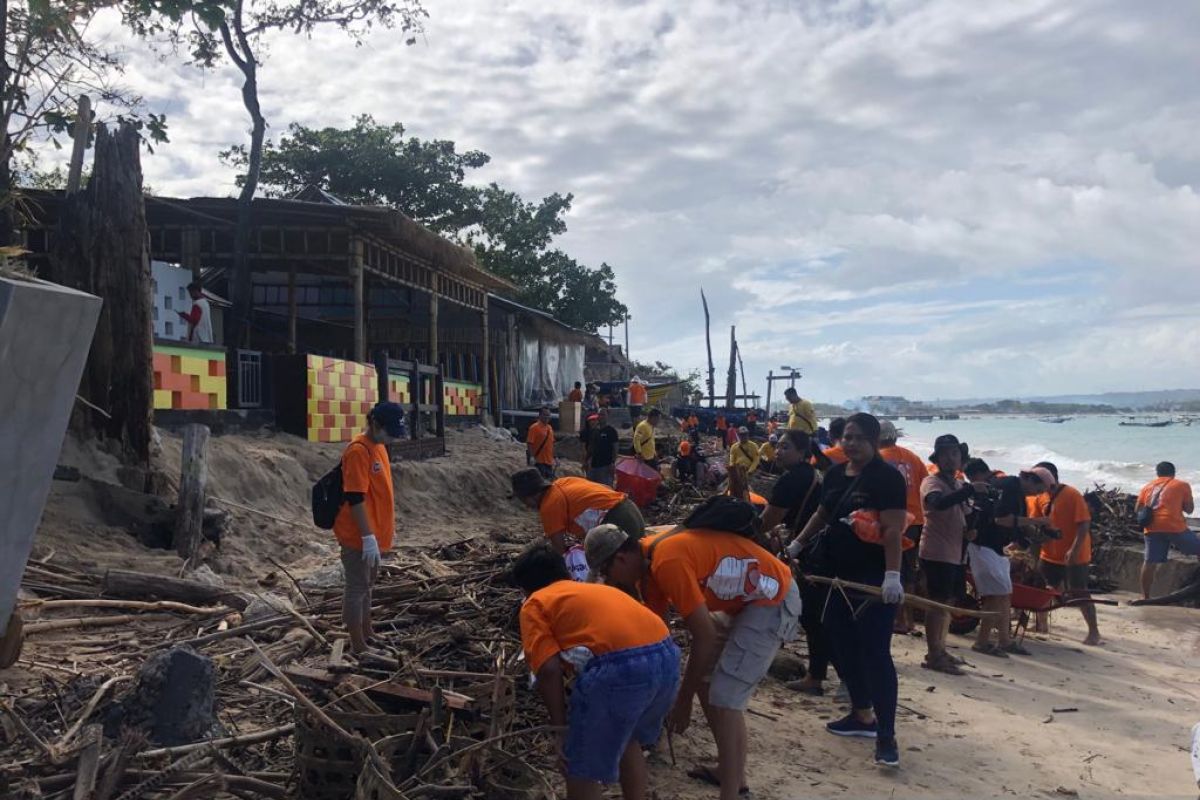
900, 526, 923, 584
1040, 562, 1090, 592
921, 559, 964, 602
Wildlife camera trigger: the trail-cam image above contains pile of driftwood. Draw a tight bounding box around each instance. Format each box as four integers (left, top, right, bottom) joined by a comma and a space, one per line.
2, 536, 556, 800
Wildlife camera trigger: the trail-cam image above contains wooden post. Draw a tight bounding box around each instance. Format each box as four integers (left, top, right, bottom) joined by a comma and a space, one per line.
72, 724, 103, 800
725, 326, 738, 410
182, 227, 201, 280
429, 286, 439, 371
175, 423, 210, 560
701, 289, 715, 408
65, 95, 92, 196
351, 238, 365, 363
765, 370, 774, 417
480, 302, 491, 424
287, 265, 297, 354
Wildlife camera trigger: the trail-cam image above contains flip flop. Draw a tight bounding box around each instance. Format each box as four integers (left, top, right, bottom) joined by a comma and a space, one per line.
971, 642, 1010, 659
1002, 642, 1033, 656
686, 764, 749, 796
921, 654, 964, 675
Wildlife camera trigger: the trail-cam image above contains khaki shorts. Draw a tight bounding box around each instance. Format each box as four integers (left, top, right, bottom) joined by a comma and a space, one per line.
709, 581, 801, 711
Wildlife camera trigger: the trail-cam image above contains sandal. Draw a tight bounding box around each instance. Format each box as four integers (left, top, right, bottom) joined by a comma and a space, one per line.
971, 642, 1010, 658
687, 764, 749, 796
1002, 642, 1032, 656
921, 653, 964, 675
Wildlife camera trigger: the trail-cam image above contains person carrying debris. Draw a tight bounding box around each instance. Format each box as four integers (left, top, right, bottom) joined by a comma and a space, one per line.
1030, 461, 1102, 646
333, 402, 406, 655
1136, 461, 1197, 600
527, 406, 556, 480
728, 426, 761, 475
512, 469, 645, 556
787, 413, 907, 768
585, 498, 800, 800
633, 408, 660, 469
783, 386, 817, 434
512, 541, 680, 800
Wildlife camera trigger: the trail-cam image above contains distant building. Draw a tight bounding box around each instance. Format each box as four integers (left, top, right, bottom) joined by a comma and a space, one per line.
861, 395, 909, 415
151, 261, 226, 343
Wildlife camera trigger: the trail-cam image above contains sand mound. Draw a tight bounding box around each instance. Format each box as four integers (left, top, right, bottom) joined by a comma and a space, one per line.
38, 427, 542, 588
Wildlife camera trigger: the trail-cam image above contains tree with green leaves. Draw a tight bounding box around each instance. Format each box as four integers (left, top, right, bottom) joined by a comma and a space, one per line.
1, 0, 167, 245
240, 115, 629, 332
123, 0, 427, 352
222, 114, 489, 234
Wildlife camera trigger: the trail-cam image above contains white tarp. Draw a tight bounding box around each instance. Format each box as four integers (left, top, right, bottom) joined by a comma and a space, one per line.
515, 335, 586, 408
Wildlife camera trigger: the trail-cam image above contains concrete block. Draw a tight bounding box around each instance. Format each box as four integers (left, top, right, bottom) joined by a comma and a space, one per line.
0, 277, 101, 637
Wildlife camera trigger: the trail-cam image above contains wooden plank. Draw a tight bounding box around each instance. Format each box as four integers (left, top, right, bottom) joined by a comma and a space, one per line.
175, 423, 210, 560
283, 666, 476, 712
72, 724, 102, 800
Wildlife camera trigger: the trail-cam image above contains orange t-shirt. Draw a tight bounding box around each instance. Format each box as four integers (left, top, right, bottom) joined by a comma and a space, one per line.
527, 421, 555, 466
520, 581, 668, 673
716, 417, 727, 431
567, 388, 583, 402
823, 445, 848, 464
879, 445, 929, 526
641, 528, 792, 618
1034, 484, 1092, 565
538, 477, 626, 537
679, 440, 693, 456
629, 383, 648, 405
1137, 477, 1193, 534
333, 435, 395, 551
688, 415, 699, 429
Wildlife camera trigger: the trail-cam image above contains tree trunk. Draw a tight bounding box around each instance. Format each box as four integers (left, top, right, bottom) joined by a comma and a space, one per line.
174, 423, 210, 561
101, 569, 250, 610
47, 123, 153, 465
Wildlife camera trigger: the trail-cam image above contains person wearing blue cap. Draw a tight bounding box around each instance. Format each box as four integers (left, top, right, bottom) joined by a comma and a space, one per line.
333, 401, 406, 655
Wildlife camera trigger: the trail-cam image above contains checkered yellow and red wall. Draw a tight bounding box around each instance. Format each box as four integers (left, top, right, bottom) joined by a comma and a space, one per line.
444, 380, 481, 417
306, 355, 378, 442
153, 344, 226, 410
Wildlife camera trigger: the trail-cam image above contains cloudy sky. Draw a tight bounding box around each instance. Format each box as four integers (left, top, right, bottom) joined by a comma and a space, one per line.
72, 0, 1200, 404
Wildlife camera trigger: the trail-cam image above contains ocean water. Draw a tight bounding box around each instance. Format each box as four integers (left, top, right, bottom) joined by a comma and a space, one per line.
847, 415, 1200, 493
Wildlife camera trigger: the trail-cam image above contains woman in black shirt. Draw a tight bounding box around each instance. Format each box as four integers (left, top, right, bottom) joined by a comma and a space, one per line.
790, 413, 908, 768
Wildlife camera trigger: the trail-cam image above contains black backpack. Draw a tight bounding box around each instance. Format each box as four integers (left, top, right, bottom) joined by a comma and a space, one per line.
684, 495, 760, 538
311, 441, 369, 529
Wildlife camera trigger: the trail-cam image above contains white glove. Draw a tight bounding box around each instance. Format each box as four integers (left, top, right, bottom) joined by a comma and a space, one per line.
361, 534, 382, 568
881, 570, 904, 605
786, 537, 805, 559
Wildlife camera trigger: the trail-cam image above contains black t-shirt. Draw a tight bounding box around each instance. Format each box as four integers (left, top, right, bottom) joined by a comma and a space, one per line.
819, 458, 908, 583
973, 475, 1025, 555
769, 462, 821, 531
588, 425, 619, 468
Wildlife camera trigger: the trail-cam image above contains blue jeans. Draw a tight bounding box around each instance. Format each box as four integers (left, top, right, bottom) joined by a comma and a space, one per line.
566, 638, 681, 783
824, 591, 898, 739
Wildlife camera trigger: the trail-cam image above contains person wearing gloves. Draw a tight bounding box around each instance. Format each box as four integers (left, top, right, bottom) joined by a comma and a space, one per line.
332, 401, 405, 655
787, 412, 908, 768
585, 507, 800, 800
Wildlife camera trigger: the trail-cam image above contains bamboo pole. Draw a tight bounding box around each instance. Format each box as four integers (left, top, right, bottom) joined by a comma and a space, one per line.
802, 575, 999, 618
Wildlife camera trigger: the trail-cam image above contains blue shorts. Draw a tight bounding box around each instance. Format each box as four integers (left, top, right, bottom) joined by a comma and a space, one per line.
1144, 530, 1200, 564
566, 638, 681, 783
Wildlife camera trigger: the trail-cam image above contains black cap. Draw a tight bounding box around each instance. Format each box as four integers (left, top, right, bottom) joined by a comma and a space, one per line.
929, 434, 968, 463
370, 402, 408, 438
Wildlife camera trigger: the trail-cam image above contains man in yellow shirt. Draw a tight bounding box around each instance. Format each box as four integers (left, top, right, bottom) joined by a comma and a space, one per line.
729, 426, 761, 474
784, 387, 817, 434
633, 408, 660, 468
759, 434, 778, 473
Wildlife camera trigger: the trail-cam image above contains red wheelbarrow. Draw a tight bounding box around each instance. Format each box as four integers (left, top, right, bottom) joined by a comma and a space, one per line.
949, 571, 1117, 640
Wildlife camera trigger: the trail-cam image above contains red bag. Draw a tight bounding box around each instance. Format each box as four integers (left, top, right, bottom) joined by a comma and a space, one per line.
616, 456, 662, 507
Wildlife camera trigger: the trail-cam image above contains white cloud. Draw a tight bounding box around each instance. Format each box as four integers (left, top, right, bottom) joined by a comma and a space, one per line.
38, 0, 1200, 403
